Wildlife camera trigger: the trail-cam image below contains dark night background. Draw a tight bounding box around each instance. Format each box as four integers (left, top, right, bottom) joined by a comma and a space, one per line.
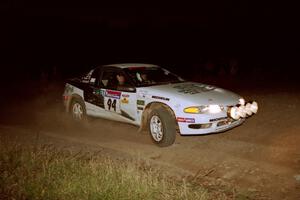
1, 1, 299, 86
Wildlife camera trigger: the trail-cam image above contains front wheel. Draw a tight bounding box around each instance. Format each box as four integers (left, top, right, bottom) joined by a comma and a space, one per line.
148, 106, 176, 147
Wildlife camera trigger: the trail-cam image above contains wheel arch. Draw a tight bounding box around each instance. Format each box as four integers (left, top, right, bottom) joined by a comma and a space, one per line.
139, 101, 179, 133
68, 93, 85, 113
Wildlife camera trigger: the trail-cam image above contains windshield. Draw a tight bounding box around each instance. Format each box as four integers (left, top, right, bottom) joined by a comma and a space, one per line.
124, 67, 185, 87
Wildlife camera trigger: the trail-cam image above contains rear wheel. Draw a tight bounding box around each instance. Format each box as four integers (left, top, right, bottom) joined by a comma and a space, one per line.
148, 106, 176, 147
70, 98, 86, 121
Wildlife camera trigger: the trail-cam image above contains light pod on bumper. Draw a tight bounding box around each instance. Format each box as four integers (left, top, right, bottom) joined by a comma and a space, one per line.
250, 101, 258, 114
237, 105, 246, 118
245, 103, 253, 116
239, 98, 245, 106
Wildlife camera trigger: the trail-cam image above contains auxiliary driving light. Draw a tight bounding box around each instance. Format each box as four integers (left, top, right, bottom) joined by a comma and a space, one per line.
237, 105, 246, 118
229, 101, 258, 120
245, 103, 253, 116
250, 101, 258, 114
239, 98, 245, 106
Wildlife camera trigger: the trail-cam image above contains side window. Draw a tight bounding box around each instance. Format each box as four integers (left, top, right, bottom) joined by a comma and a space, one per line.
101, 69, 135, 92
81, 69, 94, 83
101, 70, 118, 89
89, 68, 100, 86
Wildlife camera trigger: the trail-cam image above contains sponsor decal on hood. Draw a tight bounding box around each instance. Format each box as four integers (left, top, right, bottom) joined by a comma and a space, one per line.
138, 81, 240, 105
173, 83, 215, 94
152, 96, 170, 101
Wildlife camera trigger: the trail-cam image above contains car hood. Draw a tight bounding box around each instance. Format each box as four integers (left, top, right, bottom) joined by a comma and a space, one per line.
138, 82, 241, 106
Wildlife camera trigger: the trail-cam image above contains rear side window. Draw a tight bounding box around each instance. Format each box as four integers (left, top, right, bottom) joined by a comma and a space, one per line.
89, 68, 100, 86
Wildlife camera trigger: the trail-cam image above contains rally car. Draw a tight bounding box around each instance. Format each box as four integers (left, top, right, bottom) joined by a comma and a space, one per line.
63, 63, 258, 147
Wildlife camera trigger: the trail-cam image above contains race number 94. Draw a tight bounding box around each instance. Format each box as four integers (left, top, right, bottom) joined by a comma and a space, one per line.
107, 99, 116, 111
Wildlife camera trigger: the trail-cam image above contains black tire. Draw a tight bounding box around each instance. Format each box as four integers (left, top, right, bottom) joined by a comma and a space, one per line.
148, 106, 176, 147
70, 98, 87, 121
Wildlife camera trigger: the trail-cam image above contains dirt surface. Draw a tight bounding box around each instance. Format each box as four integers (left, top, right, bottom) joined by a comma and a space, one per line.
1, 81, 300, 199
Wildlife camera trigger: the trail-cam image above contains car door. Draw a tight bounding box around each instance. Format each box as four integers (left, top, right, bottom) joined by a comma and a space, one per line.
83, 67, 107, 116
100, 67, 137, 124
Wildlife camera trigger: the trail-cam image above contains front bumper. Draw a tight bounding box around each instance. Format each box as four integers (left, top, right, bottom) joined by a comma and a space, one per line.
178, 117, 245, 135
176, 101, 257, 135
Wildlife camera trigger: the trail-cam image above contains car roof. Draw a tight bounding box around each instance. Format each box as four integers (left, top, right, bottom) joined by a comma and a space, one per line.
103, 63, 159, 69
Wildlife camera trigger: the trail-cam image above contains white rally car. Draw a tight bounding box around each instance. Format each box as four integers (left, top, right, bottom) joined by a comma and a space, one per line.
63, 63, 258, 147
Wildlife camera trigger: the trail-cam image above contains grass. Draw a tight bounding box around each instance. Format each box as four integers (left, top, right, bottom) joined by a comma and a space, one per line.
0, 138, 212, 200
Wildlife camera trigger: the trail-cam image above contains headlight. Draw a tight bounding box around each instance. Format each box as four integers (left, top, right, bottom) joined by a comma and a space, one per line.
208, 105, 222, 113
229, 107, 240, 120
239, 98, 245, 106
184, 105, 222, 114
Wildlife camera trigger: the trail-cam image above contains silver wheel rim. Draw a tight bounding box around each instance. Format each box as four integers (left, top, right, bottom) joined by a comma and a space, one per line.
150, 115, 163, 142
72, 102, 83, 120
